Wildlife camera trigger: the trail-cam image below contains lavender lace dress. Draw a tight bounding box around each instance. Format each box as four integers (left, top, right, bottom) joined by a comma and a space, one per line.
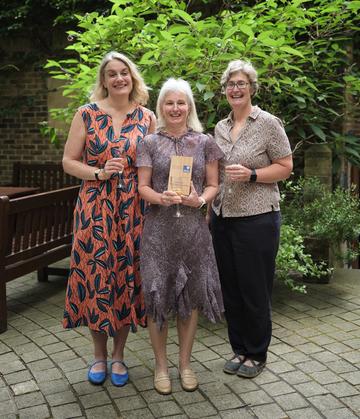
136, 130, 224, 328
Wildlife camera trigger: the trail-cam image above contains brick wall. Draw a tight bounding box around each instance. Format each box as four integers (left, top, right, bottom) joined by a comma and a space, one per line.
0, 67, 65, 185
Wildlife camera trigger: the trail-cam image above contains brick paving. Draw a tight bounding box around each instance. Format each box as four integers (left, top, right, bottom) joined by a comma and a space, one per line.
1, 263, 360, 418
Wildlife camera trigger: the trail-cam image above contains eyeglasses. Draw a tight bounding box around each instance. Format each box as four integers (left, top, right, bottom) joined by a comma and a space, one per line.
226, 81, 250, 90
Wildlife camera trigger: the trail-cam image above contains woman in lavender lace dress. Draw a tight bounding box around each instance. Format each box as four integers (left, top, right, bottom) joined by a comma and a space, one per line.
136, 78, 224, 395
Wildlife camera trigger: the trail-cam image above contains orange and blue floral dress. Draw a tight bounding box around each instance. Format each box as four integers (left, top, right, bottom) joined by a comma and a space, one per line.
63, 103, 153, 336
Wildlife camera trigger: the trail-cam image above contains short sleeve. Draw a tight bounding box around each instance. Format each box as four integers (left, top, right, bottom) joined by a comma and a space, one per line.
205, 134, 225, 163
266, 117, 292, 161
136, 134, 153, 168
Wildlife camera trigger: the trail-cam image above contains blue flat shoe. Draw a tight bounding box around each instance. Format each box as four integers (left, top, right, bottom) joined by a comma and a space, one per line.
88, 360, 107, 385
111, 360, 129, 387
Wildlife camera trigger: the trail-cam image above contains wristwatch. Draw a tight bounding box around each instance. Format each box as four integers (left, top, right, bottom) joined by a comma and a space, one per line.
198, 196, 206, 209
249, 168, 257, 183
94, 168, 101, 181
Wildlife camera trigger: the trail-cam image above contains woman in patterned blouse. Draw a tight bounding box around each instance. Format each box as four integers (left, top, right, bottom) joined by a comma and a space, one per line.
62, 51, 155, 387
211, 60, 293, 378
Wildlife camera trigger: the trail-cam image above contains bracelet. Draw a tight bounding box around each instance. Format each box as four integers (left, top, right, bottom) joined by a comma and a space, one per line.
198, 196, 206, 209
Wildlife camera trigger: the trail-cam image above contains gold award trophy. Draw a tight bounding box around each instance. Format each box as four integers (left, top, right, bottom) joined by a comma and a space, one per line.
168, 155, 193, 217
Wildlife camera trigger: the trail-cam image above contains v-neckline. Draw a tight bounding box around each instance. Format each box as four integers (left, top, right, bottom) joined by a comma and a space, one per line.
93, 103, 138, 139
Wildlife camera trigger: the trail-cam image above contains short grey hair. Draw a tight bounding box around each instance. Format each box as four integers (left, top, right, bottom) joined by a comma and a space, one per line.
90, 51, 149, 104
156, 78, 203, 133
221, 59, 259, 96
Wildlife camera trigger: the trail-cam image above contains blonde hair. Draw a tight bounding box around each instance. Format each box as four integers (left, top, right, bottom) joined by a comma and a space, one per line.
90, 51, 149, 104
221, 59, 259, 96
156, 78, 203, 133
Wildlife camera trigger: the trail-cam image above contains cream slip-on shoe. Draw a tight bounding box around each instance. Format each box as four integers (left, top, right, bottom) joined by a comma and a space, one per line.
179, 368, 198, 392
154, 371, 172, 395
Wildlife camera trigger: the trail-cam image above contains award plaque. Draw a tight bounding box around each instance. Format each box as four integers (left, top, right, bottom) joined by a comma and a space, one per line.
168, 155, 193, 195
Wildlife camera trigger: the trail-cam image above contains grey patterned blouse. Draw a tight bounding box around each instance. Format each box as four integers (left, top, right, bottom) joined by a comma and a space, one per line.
212, 106, 292, 217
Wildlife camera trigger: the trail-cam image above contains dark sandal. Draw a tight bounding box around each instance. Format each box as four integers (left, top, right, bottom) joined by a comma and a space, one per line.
237, 358, 265, 378
223, 355, 245, 375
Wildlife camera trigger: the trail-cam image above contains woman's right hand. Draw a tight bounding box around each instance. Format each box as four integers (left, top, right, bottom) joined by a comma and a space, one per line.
160, 190, 182, 206
102, 158, 126, 179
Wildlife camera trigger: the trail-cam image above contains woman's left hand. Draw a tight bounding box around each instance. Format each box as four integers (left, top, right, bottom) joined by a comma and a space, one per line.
181, 182, 201, 208
225, 164, 252, 182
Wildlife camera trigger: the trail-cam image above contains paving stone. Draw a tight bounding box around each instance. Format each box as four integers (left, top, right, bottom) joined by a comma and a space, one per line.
11, 380, 39, 395
18, 404, 50, 419
251, 402, 287, 419
252, 370, 279, 385
220, 409, 256, 419
270, 343, 296, 356
200, 381, 233, 397
172, 389, 205, 405
325, 381, 359, 397
37, 379, 71, 395
0, 399, 16, 415
64, 369, 87, 384
46, 390, 77, 406
42, 342, 70, 355
240, 390, 273, 406
323, 342, 353, 354
21, 350, 48, 363
341, 370, 360, 385
57, 358, 87, 373
308, 394, 344, 410
0, 360, 26, 374
323, 407, 359, 419
228, 378, 259, 394
192, 349, 220, 363
279, 351, 309, 364
79, 391, 112, 409
210, 393, 244, 410
51, 403, 83, 418
182, 401, 217, 418
106, 382, 138, 398
311, 351, 341, 363
32, 367, 63, 382
294, 381, 329, 397
0, 388, 11, 402
28, 358, 55, 372
327, 359, 358, 374
147, 400, 183, 417
267, 360, 295, 374
274, 392, 308, 410
342, 394, 360, 412
49, 350, 79, 363
287, 407, 324, 419
122, 408, 155, 419
279, 371, 310, 385
141, 388, 174, 404
309, 370, 343, 385
14, 391, 45, 409
262, 381, 295, 397
115, 395, 147, 411
296, 360, 327, 373
3, 370, 33, 385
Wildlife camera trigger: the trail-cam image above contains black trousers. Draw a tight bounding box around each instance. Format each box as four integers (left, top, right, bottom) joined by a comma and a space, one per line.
211, 210, 281, 362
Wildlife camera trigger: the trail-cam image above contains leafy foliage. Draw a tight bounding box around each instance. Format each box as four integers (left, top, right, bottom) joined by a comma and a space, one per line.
282, 177, 360, 264
45, 0, 360, 166
276, 224, 330, 293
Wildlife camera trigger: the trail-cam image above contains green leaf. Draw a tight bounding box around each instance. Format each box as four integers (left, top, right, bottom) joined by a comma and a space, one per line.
203, 91, 215, 101
238, 24, 254, 38
309, 124, 326, 141
279, 46, 304, 58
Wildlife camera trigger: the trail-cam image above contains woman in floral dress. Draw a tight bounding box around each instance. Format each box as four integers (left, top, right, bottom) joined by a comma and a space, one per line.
62, 51, 155, 386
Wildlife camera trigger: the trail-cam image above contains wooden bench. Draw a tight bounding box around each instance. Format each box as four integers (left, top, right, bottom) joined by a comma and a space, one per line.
0, 185, 80, 333
12, 162, 80, 192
